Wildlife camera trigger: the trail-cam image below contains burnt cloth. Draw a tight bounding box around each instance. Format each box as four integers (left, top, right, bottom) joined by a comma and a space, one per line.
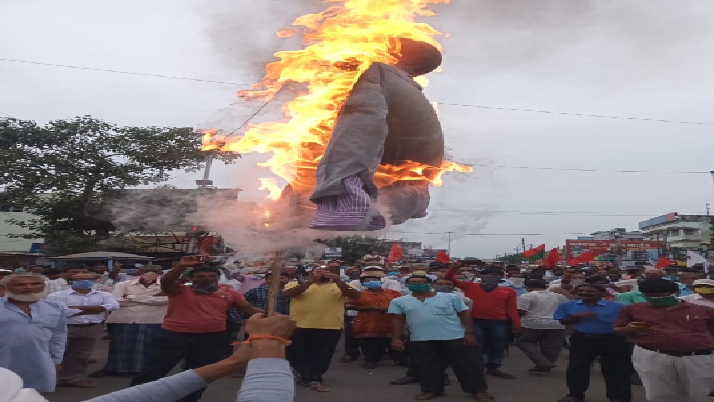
310, 62, 444, 229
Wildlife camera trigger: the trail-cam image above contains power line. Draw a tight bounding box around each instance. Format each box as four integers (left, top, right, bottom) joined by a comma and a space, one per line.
390, 231, 588, 236
466, 163, 709, 174
427, 209, 709, 217
0, 58, 252, 87
227, 86, 288, 137
3, 57, 714, 128
439, 102, 714, 127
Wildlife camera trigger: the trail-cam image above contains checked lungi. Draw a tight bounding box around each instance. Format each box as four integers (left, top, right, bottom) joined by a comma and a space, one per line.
104, 323, 161, 373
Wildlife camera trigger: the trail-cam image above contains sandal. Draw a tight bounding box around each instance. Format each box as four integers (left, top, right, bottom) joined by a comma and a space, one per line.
57, 380, 95, 388
414, 393, 441, 400
338, 355, 356, 363
474, 392, 495, 402
306, 382, 331, 392
391, 376, 419, 385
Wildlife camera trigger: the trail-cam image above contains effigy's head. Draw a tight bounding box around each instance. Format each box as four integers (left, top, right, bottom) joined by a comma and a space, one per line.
392, 37, 442, 77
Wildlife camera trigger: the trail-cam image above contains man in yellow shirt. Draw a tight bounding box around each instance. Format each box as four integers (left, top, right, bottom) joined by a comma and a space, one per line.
284, 260, 360, 392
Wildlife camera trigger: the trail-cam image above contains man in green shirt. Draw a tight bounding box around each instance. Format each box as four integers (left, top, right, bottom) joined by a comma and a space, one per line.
615, 291, 646, 305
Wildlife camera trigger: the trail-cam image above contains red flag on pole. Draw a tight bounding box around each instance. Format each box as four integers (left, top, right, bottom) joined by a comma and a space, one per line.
568, 251, 596, 265
523, 244, 546, 258
543, 248, 560, 269
436, 250, 450, 264
655, 256, 674, 269
387, 242, 403, 264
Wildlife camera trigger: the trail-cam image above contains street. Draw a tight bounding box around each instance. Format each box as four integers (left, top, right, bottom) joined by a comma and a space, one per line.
46, 337, 653, 402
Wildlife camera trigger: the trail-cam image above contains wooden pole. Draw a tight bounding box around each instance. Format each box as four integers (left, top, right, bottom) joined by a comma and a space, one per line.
266, 250, 283, 316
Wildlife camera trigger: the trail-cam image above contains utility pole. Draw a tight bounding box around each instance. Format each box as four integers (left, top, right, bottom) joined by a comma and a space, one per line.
447, 231, 453, 256
196, 152, 215, 189
707, 203, 711, 216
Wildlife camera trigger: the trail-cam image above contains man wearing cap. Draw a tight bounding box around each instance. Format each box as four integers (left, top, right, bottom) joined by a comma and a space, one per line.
679, 278, 714, 307
615, 278, 714, 402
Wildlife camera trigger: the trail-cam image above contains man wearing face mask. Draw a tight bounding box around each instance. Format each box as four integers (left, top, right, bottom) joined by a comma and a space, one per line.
516, 279, 568, 373
89, 265, 167, 378
501, 271, 528, 297
48, 272, 119, 388
388, 275, 492, 401
347, 275, 402, 369
446, 267, 520, 379
680, 278, 714, 307
283, 260, 361, 392
129, 256, 261, 402
615, 279, 714, 402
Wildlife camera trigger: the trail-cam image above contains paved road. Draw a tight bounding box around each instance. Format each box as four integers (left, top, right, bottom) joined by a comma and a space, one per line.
46, 337, 651, 402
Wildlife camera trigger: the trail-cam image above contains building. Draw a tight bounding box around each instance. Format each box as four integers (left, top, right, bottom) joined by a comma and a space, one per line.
0, 204, 44, 253
639, 213, 713, 252
590, 228, 644, 240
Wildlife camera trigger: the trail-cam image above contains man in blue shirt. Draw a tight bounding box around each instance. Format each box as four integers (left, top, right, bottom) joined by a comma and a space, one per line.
676, 270, 705, 297
388, 275, 492, 401
553, 283, 631, 402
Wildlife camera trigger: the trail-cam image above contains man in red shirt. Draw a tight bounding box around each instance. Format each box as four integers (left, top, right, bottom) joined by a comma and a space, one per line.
129, 256, 261, 402
614, 278, 714, 402
447, 265, 520, 379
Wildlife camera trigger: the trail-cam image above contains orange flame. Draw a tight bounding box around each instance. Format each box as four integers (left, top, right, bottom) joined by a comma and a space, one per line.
203, 0, 471, 197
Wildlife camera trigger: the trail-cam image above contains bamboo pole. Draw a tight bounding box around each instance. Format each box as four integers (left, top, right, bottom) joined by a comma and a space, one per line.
266, 250, 283, 316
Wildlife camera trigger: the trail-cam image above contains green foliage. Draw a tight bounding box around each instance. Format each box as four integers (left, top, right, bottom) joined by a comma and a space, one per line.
497, 253, 524, 264
322, 235, 388, 264
0, 116, 238, 255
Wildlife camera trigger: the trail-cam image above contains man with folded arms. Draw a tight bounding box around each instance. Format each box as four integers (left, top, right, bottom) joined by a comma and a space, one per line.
615, 278, 714, 402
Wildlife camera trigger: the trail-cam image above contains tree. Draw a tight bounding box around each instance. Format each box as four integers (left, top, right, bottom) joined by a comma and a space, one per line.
0, 116, 238, 255
322, 235, 388, 263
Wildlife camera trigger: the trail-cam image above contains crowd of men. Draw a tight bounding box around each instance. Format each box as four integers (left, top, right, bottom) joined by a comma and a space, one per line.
1, 255, 714, 402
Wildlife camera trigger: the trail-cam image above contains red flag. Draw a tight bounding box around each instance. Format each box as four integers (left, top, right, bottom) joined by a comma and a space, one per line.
387, 242, 403, 264
543, 248, 560, 269
655, 256, 674, 269
436, 250, 450, 264
523, 244, 546, 258
568, 251, 596, 265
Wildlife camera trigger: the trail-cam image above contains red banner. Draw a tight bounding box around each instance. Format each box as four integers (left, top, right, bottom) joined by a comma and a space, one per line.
565, 240, 661, 261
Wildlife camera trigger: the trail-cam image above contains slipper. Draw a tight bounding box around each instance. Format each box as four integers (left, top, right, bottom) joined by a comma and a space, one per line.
338, 355, 356, 363
306, 382, 331, 392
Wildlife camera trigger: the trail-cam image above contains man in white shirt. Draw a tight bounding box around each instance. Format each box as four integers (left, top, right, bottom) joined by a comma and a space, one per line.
679, 278, 714, 307
515, 279, 568, 373
45, 266, 89, 294
48, 272, 119, 387
90, 265, 167, 377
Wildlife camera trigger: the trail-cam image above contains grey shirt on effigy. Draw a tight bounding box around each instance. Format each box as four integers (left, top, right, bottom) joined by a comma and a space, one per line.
83, 359, 294, 402
310, 62, 444, 227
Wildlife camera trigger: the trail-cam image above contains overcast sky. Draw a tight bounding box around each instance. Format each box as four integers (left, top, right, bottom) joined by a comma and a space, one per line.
2, 0, 713, 258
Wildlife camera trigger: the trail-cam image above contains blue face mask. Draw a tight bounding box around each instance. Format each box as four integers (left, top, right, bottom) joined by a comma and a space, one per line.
386, 272, 399, 277
363, 281, 382, 290
72, 280, 95, 289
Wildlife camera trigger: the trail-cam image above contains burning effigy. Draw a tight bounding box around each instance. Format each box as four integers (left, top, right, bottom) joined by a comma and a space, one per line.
203, 0, 471, 231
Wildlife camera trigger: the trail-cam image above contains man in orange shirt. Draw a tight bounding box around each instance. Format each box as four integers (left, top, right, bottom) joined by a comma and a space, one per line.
129, 256, 262, 402
447, 265, 520, 379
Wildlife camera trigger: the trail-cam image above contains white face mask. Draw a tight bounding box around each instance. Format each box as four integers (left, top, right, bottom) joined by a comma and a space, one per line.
508, 278, 526, 288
